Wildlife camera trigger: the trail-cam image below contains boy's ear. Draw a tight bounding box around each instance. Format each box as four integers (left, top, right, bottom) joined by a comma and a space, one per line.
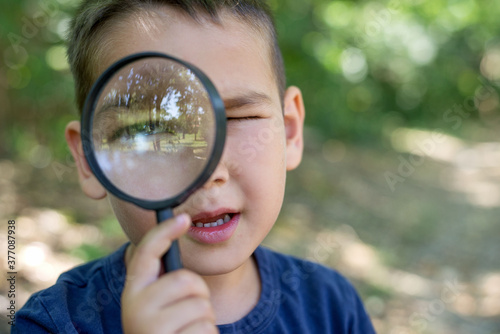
283, 86, 305, 171
65, 121, 107, 199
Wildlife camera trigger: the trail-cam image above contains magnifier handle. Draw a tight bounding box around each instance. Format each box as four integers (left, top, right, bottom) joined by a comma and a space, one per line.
164, 240, 182, 272
157, 208, 183, 272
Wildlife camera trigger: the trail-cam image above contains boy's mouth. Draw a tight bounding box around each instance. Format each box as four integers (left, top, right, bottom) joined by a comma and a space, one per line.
191, 213, 234, 227
187, 211, 240, 244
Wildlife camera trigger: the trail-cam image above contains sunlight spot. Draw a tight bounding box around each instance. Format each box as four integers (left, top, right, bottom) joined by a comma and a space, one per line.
390, 127, 464, 162
453, 293, 477, 316
0, 295, 8, 311
20, 242, 49, 267
343, 243, 378, 273
477, 274, 500, 318
480, 272, 500, 296
466, 182, 500, 208
448, 0, 479, 24
454, 142, 500, 169
481, 46, 500, 81
407, 35, 437, 65
445, 142, 500, 207
341, 48, 368, 83
476, 89, 499, 114
16, 216, 37, 239
55, 16, 71, 40
28, 145, 52, 169
477, 296, 500, 317
38, 210, 69, 235
46, 45, 69, 71
35, 263, 57, 282
390, 271, 433, 297
436, 11, 461, 32
323, 1, 352, 28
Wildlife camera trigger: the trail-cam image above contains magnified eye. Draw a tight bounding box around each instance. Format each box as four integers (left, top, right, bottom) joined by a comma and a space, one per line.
107, 124, 140, 142
108, 122, 162, 142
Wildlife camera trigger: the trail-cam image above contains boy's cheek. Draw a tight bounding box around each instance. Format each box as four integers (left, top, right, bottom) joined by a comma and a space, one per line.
108, 195, 156, 244
229, 121, 286, 166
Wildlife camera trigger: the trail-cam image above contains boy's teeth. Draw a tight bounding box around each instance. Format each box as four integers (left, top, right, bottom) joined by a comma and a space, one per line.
194, 214, 232, 228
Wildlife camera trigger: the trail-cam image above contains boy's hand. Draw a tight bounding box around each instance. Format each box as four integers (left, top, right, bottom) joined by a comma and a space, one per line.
121, 214, 219, 334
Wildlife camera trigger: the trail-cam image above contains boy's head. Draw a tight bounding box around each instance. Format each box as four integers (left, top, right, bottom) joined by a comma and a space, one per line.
67, 0, 286, 114
65, 0, 305, 276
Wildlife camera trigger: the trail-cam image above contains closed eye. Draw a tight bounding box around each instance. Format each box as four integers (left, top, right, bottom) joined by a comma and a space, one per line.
226, 116, 261, 122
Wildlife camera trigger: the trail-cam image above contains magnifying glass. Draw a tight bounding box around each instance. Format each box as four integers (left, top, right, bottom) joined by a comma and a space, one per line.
81, 52, 226, 273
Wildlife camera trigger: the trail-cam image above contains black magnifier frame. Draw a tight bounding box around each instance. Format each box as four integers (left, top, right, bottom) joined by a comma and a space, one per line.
81, 52, 226, 272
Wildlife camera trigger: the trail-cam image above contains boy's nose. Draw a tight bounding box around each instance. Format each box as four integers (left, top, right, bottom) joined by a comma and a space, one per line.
202, 160, 229, 190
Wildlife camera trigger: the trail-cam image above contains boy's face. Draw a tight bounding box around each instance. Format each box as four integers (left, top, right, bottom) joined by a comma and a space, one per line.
68, 8, 304, 275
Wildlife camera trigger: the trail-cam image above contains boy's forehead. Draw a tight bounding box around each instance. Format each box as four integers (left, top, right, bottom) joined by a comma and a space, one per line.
98, 7, 279, 105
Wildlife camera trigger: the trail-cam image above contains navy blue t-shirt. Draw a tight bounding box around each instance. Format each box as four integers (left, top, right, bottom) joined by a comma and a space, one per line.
13, 244, 376, 333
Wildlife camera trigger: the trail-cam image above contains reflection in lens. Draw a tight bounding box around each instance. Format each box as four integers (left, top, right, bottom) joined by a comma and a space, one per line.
92, 57, 216, 200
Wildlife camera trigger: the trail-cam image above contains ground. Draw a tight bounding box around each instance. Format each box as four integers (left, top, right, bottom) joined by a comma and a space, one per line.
1, 127, 499, 334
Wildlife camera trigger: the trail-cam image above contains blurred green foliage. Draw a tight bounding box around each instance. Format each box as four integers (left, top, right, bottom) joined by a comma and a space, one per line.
3, 2, 500, 332
2, 0, 500, 158
273, 0, 500, 143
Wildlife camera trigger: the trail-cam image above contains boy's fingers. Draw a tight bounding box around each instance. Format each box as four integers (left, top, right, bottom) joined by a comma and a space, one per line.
141, 269, 211, 310
126, 214, 191, 290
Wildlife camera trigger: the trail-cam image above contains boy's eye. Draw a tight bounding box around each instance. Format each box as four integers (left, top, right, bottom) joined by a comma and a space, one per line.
108, 123, 159, 142
226, 116, 260, 122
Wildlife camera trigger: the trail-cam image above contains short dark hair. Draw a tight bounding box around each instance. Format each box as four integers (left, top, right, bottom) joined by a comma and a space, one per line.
67, 0, 286, 114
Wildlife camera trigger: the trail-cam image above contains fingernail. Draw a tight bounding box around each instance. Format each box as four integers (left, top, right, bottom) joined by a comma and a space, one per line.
176, 214, 188, 225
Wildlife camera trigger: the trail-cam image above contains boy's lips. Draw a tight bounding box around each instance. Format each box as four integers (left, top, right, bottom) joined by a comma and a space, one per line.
187, 209, 240, 244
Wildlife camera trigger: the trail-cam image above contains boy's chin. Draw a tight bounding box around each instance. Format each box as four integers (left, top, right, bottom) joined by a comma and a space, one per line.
181, 247, 253, 277
187, 265, 233, 277
183, 258, 240, 276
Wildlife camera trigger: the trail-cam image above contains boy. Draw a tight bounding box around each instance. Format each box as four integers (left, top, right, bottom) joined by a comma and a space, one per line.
15, 0, 376, 333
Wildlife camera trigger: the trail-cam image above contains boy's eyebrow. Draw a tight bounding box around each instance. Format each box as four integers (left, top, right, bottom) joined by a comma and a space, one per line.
223, 91, 273, 111
94, 91, 273, 119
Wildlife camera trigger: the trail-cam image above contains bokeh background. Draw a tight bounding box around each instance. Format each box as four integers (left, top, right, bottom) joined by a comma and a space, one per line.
1, 0, 500, 333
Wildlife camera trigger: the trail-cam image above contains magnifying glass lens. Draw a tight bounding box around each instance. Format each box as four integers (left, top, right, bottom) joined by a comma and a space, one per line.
91, 58, 216, 201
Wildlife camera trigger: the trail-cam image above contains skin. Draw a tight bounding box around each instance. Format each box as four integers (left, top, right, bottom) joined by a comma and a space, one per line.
66, 7, 305, 333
